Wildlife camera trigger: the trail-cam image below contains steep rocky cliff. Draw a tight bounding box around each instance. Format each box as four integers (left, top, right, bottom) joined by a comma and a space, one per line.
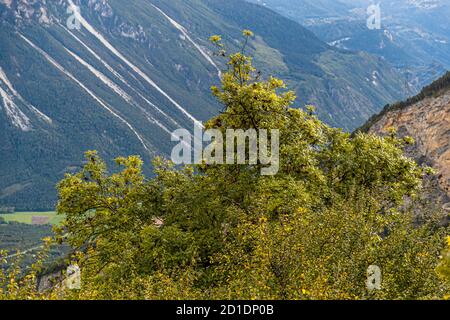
364, 72, 450, 210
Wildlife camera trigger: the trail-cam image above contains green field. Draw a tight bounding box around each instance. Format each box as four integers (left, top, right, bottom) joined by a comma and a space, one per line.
0, 212, 63, 225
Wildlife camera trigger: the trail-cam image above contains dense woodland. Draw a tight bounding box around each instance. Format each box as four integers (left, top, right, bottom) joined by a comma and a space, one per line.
1, 33, 449, 300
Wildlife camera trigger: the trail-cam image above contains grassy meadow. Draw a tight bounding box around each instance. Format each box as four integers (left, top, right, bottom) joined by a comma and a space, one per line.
0, 212, 63, 225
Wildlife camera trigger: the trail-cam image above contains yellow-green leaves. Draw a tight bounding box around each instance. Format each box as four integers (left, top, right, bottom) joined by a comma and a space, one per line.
9, 31, 447, 301
437, 236, 450, 286
243, 29, 254, 37
209, 35, 222, 43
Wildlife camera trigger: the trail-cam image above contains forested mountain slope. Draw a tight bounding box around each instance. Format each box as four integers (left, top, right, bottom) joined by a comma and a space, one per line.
0, 0, 411, 210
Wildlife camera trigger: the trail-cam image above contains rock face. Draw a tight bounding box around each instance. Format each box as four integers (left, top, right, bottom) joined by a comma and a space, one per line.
366, 72, 450, 208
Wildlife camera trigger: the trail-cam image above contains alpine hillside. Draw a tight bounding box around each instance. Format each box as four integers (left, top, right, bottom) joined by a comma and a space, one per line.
0, 0, 412, 210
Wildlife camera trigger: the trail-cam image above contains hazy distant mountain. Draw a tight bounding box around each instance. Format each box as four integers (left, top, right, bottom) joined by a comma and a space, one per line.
0, 0, 411, 210
250, 0, 450, 89
247, 0, 350, 20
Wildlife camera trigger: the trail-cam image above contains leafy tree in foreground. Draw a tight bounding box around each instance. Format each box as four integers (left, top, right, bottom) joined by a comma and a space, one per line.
437, 237, 450, 291
0, 238, 59, 300
5, 31, 447, 300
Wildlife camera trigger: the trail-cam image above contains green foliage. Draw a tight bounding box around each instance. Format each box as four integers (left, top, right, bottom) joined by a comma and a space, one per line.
0, 238, 60, 300
210, 203, 446, 299
1, 0, 415, 212
5, 31, 448, 300
437, 237, 450, 290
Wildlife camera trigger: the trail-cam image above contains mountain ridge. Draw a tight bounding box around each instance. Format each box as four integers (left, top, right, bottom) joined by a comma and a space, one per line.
250, 0, 450, 90
359, 71, 450, 132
